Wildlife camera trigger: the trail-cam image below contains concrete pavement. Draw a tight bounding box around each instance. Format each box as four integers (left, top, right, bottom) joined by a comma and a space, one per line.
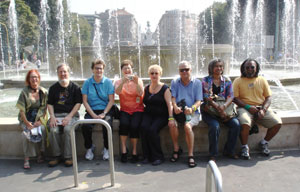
1, 150, 300, 192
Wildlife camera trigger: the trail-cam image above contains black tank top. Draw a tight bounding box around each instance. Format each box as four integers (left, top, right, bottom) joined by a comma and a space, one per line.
143, 84, 169, 117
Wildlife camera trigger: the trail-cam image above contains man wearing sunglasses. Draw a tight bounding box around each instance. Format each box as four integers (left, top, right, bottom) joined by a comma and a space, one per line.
233, 58, 282, 160
169, 61, 202, 168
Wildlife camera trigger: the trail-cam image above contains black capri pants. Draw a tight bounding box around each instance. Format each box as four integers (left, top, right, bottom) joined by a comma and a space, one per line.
119, 111, 143, 138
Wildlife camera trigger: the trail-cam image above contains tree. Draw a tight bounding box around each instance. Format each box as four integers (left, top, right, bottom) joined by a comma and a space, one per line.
0, 0, 39, 49
69, 13, 92, 47
199, 1, 230, 44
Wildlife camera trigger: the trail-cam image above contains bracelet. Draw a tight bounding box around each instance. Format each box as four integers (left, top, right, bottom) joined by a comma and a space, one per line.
244, 104, 251, 110
192, 105, 197, 112
168, 117, 174, 121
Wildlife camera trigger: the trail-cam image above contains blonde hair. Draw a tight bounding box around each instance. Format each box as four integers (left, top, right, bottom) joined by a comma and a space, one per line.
148, 64, 162, 75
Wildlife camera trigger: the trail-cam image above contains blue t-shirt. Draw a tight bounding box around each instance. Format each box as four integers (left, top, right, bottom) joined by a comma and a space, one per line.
171, 77, 203, 114
82, 76, 114, 110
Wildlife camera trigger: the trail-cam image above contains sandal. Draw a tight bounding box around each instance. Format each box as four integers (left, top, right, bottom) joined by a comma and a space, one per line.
24, 160, 30, 169
188, 156, 197, 168
37, 155, 44, 163
170, 147, 183, 162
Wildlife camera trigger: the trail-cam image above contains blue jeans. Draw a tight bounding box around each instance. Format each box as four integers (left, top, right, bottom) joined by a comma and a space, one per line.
202, 111, 240, 157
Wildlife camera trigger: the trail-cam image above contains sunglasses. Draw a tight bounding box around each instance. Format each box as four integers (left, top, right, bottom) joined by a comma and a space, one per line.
179, 68, 190, 73
245, 66, 255, 70
150, 72, 159, 75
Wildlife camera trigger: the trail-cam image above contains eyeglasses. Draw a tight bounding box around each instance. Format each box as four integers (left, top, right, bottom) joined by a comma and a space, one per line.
94, 67, 103, 70
245, 66, 255, 70
179, 68, 190, 73
150, 72, 159, 75
30, 76, 39, 79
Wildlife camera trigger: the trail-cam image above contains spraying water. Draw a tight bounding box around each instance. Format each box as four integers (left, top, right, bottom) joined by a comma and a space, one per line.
76, 14, 83, 79
114, 10, 121, 77
92, 18, 103, 59
230, 0, 239, 65
210, 6, 215, 58
57, 0, 66, 63
0, 25, 5, 79
156, 25, 161, 66
39, 0, 50, 75
8, 0, 19, 76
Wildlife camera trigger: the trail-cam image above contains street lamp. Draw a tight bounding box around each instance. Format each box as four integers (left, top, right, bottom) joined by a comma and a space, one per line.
0, 21, 11, 67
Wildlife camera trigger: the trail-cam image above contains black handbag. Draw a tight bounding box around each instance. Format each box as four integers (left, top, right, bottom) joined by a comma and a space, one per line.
173, 99, 186, 124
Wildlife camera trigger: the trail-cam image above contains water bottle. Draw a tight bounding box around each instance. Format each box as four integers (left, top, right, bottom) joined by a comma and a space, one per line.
185, 106, 192, 122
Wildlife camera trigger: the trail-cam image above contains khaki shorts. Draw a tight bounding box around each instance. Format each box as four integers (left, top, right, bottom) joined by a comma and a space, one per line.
237, 108, 282, 128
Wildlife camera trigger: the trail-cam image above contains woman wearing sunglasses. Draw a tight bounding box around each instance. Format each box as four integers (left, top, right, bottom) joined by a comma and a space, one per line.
115, 60, 144, 163
140, 64, 173, 165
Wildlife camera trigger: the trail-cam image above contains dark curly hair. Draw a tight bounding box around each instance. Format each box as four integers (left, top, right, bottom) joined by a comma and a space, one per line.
240, 58, 260, 77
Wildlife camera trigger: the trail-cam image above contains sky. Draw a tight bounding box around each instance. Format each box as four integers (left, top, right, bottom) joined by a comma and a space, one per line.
69, 0, 225, 32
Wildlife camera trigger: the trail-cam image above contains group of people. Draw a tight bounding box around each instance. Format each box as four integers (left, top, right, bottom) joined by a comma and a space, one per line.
16, 58, 282, 169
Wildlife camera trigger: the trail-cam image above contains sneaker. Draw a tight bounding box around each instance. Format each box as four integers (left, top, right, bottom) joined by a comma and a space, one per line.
102, 148, 109, 160
64, 159, 73, 167
260, 142, 270, 156
85, 144, 95, 160
240, 146, 250, 160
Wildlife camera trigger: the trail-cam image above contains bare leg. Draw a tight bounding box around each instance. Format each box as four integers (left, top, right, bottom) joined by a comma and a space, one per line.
120, 135, 127, 154
240, 124, 250, 145
184, 123, 194, 156
265, 124, 281, 141
130, 138, 138, 155
169, 124, 179, 152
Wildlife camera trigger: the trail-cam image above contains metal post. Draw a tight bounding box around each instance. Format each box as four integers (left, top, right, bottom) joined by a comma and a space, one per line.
205, 160, 222, 192
70, 119, 115, 187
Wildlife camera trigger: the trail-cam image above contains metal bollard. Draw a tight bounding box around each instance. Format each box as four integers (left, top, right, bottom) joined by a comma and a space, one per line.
70, 119, 115, 187
205, 160, 222, 192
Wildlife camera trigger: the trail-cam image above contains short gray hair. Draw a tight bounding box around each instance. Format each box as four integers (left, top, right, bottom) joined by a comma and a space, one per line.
56, 63, 70, 73
179, 60, 191, 68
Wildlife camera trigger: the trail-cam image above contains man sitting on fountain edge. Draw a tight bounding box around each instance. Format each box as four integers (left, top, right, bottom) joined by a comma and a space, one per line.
233, 58, 282, 160
47, 63, 82, 167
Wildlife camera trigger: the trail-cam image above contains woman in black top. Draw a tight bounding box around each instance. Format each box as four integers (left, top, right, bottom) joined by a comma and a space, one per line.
141, 64, 174, 165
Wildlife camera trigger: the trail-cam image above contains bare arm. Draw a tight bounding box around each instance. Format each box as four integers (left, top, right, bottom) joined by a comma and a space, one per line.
47, 104, 57, 128
233, 97, 259, 115
62, 103, 81, 126
164, 88, 176, 127
20, 110, 34, 129
185, 100, 201, 115
172, 97, 182, 114
83, 94, 98, 119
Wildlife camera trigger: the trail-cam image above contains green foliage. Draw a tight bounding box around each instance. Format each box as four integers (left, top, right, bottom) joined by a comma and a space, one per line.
200, 1, 230, 44
0, 0, 39, 49
69, 13, 92, 47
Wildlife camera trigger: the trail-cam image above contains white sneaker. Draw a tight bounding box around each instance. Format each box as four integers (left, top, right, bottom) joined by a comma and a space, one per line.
102, 148, 109, 160
85, 144, 95, 160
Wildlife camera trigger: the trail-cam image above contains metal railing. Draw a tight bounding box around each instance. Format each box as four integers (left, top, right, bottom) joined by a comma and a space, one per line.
70, 119, 115, 187
205, 160, 223, 192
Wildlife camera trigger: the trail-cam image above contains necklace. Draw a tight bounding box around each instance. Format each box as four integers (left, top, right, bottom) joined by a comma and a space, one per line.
150, 83, 161, 93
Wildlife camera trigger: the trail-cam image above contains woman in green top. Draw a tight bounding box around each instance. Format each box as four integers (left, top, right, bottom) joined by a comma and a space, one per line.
16, 69, 48, 169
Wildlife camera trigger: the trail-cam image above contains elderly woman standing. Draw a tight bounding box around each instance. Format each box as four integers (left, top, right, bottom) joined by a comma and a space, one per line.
140, 64, 174, 166
16, 69, 48, 169
115, 60, 144, 163
201, 59, 240, 161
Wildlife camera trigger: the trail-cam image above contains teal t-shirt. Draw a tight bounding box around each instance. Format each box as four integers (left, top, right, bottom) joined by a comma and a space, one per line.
82, 76, 114, 110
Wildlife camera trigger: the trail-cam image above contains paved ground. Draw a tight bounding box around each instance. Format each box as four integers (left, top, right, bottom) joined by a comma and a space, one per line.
1, 150, 300, 192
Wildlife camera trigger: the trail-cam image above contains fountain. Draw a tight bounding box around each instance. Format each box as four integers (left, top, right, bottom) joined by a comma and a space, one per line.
1, 0, 300, 162
0, 0, 300, 111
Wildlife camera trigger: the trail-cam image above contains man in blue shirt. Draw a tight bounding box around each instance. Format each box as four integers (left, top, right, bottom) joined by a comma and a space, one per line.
169, 61, 202, 168
81, 59, 115, 161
